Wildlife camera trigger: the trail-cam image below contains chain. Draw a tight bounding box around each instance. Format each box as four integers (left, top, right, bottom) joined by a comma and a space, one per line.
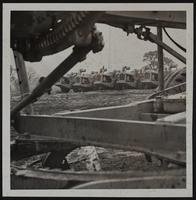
36, 11, 89, 50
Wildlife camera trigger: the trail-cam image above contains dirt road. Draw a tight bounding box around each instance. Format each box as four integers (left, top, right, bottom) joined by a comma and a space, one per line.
11, 89, 154, 115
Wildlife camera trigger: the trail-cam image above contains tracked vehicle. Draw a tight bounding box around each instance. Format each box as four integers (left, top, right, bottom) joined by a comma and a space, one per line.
55, 76, 71, 93
115, 66, 138, 89
9, 10, 188, 189
94, 67, 117, 90
139, 68, 159, 89
72, 69, 94, 92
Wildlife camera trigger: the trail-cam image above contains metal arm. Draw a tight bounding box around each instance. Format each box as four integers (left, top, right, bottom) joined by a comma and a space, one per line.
132, 26, 186, 64
11, 29, 104, 119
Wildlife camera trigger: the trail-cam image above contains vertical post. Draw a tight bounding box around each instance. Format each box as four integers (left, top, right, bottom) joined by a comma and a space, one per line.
157, 27, 164, 91
13, 50, 33, 114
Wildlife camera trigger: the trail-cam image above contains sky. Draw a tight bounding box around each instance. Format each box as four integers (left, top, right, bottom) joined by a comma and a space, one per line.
11, 23, 186, 76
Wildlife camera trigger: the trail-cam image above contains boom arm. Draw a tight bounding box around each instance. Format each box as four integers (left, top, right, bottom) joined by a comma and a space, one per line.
11, 11, 186, 62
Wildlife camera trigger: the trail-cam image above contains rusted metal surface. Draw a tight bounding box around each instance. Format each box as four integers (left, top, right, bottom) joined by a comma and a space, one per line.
14, 113, 186, 165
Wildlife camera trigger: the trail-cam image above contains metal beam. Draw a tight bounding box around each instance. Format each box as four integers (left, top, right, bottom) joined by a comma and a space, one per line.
147, 82, 186, 99
73, 176, 186, 189
13, 51, 33, 114
139, 113, 169, 121
157, 27, 164, 92
149, 32, 186, 64
16, 115, 186, 164
11, 166, 185, 183
157, 112, 186, 124
11, 46, 92, 119
101, 11, 186, 29
55, 99, 154, 120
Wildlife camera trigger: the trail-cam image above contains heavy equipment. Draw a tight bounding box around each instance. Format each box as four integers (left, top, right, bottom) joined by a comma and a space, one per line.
140, 68, 159, 89
115, 66, 139, 89
10, 10, 187, 189
72, 69, 95, 92
94, 69, 117, 90
55, 76, 71, 93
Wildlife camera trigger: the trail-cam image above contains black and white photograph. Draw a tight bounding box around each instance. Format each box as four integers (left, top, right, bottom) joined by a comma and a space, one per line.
2, 3, 194, 197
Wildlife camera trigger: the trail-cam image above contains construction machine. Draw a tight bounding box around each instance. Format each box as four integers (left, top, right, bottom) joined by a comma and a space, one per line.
10, 10, 187, 189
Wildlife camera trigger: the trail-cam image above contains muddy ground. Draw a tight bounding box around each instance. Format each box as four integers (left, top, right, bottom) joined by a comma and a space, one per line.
11, 89, 180, 172
11, 89, 154, 115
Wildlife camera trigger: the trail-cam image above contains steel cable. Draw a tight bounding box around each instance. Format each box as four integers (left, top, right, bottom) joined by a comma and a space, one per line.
163, 27, 186, 52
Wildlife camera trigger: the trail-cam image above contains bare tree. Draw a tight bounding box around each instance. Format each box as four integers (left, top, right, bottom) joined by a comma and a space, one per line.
143, 50, 178, 70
